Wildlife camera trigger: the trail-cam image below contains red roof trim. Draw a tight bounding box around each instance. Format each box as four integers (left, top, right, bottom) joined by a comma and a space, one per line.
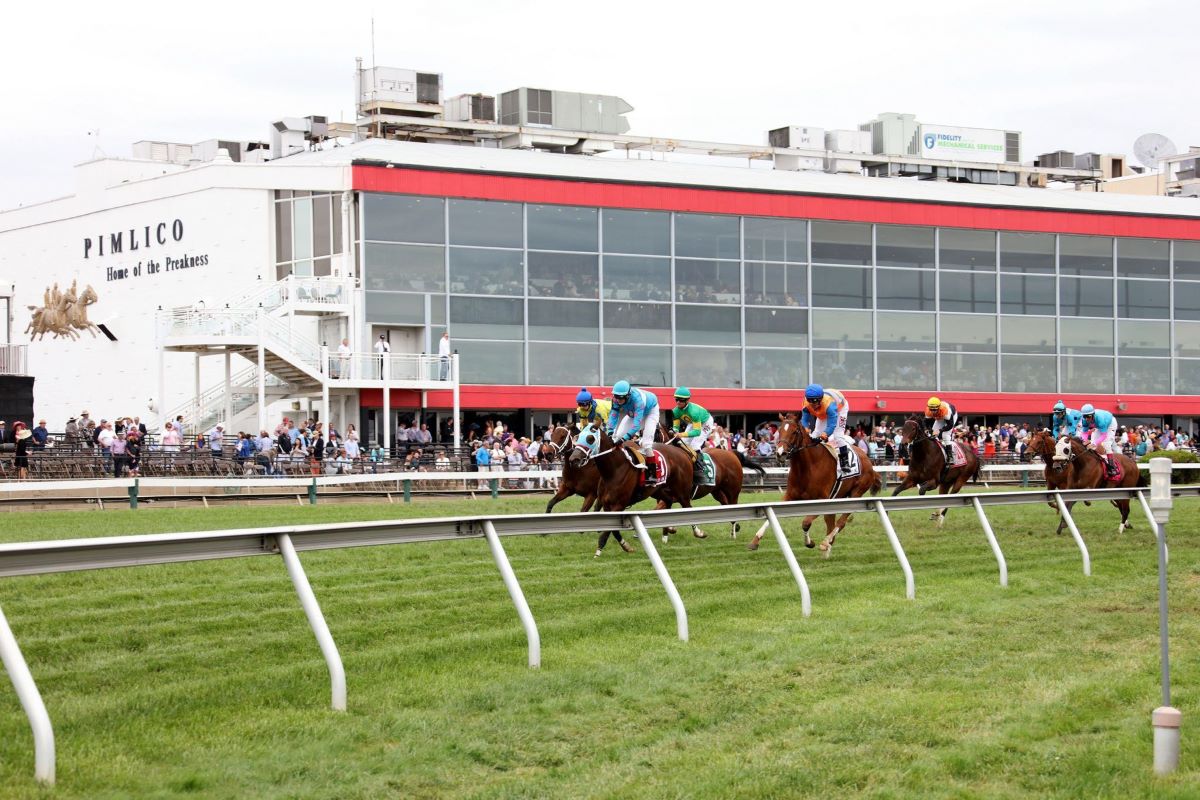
353, 165, 1200, 240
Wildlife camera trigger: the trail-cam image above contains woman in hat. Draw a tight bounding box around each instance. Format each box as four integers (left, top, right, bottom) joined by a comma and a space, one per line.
14, 423, 32, 479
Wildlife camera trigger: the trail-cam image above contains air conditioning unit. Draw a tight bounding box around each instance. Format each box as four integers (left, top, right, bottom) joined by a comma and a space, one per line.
444, 93, 496, 123
1039, 151, 1075, 170
769, 126, 825, 150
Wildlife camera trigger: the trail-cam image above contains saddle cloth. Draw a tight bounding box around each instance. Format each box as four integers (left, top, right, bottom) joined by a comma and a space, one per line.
1101, 453, 1124, 483
948, 442, 968, 468
626, 448, 669, 487
698, 452, 716, 486
822, 443, 861, 480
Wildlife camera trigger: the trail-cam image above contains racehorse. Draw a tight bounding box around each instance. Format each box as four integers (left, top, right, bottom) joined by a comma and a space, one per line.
66, 284, 100, 338
891, 416, 981, 527
747, 412, 882, 557
569, 424, 761, 553
1029, 431, 1144, 535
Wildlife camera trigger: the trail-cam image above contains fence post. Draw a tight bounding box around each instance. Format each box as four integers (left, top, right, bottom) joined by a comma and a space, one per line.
1021, 468, 1029, 488
1148, 458, 1180, 775
275, 533, 346, 711
308, 478, 317, 505
0, 603, 55, 785
483, 520, 540, 668
1052, 492, 1091, 577
972, 497, 1007, 587
629, 515, 688, 642
874, 500, 915, 600
403, 479, 412, 503
127, 478, 138, 510
764, 507, 811, 617
490, 478, 499, 499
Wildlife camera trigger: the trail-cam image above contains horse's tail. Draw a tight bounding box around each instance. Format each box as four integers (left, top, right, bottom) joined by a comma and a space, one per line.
869, 469, 884, 496
737, 450, 767, 480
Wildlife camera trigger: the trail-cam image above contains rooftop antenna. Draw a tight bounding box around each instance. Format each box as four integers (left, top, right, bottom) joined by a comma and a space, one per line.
1133, 133, 1177, 171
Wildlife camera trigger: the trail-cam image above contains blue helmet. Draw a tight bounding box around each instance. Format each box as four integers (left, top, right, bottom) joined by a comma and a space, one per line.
1081, 403, 1095, 416
576, 387, 593, 405
1053, 400, 1066, 414
804, 383, 825, 402
612, 380, 631, 401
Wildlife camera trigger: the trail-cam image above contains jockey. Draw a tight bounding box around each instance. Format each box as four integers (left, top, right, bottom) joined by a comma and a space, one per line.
801, 383, 852, 473
1050, 400, 1083, 442
606, 380, 661, 476
671, 387, 715, 482
575, 388, 611, 431
923, 396, 958, 465
1080, 403, 1120, 478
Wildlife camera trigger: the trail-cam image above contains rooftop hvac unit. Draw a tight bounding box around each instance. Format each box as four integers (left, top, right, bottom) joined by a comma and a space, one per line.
445, 93, 496, 123
768, 126, 825, 150
1074, 152, 1101, 170
1039, 151, 1075, 170
358, 67, 443, 106
498, 88, 632, 134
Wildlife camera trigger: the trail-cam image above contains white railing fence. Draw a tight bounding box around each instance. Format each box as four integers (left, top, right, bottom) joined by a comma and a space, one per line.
0, 344, 28, 376
0, 469, 1194, 785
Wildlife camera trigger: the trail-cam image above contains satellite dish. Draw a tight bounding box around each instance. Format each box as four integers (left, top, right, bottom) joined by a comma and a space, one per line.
1133, 133, 1177, 169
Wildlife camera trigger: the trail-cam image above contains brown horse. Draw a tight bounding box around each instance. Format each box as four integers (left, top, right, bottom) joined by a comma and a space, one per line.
1027, 430, 1071, 514
543, 425, 603, 514
568, 424, 755, 553
892, 416, 981, 527
1031, 433, 1145, 535
748, 412, 882, 557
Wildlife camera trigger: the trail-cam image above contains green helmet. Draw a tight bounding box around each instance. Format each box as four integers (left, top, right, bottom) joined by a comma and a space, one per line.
674, 386, 691, 401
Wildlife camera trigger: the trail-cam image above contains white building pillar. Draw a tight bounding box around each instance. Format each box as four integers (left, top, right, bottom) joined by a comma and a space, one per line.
223, 352, 233, 428
382, 355, 391, 453
452, 354, 461, 450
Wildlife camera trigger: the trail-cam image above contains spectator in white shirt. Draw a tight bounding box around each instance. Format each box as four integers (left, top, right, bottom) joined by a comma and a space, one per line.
438, 331, 452, 380
336, 338, 351, 379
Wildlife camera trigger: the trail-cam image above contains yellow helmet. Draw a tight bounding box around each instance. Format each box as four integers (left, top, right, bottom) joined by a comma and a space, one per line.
927, 396, 942, 410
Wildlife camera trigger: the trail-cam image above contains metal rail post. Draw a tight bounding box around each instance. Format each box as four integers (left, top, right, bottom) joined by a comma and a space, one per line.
276, 533, 346, 711
0, 603, 54, 785
764, 507, 811, 617
1148, 458, 1180, 774
972, 497, 1008, 587
308, 478, 317, 505
630, 515, 688, 641
1053, 492, 1091, 577
873, 501, 915, 600
483, 520, 540, 668
128, 478, 138, 510
1136, 491, 1167, 556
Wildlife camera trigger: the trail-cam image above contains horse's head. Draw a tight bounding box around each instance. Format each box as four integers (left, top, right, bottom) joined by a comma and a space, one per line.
1028, 430, 1057, 459
568, 424, 603, 466
776, 412, 810, 457
541, 425, 573, 462
80, 285, 99, 304
900, 416, 924, 443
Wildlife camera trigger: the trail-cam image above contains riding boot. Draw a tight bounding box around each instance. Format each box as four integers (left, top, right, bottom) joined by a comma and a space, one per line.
838, 445, 850, 474
943, 442, 954, 464
1106, 454, 1118, 479
692, 455, 703, 486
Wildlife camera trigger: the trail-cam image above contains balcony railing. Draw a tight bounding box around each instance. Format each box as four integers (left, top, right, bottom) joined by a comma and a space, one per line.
326, 352, 456, 383
0, 344, 28, 376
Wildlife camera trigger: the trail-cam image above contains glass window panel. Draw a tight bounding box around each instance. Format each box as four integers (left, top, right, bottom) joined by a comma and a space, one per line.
940, 353, 997, 391
1117, 279, 1169, 319
527, 251, 598, 298
529, 343, 599, 386
602, 255, 671, 302
1176, 241, 1200, 279
276, 190, 293, 200
940, 314, 997, 353
432, 296, 446, 326
745, 262, 807, 306
878, 352, 935, 390
363, 194, 445, 244
331, 194, 343, 255
365, 292, 426, 325
676, 347, 742, 388
1002, 354, 1057, 393
449, 297, 523, 340
602, 209, 670, 255
447, 199, 522, 248
876, 268, 935, 310
528, 299, 598, 343
811, 222, 871, 265
1118, 320, 1169, 357
939, 271, 996, 313
1059, 235, 1112, 276
1061, 356, 1114, 393
999, 232, 1055, 273
675, 259, 741, 303
275, 201, 292, 264
527, 205, 597, 252
746, 349, 808, 389
676, 305, 740, 346
812, 309, 872, 349
448, 247, 523, 296
1000, 315, 1056, 354
1061, 317, 1113, 356
1059, 277, 1113, 317
364, 243, 446, 292
314, 257, 331, 277
674, 213, 739, 260
1000, 274, 1055, 315
1117, 238, 1169, 278
293, 198, 313, 262
313, 195, 332, 258
811, 265, 872, 308
745, 307, 808, 347
744, 217, 807, 262
876, 311, 935, 351
1175, 322, 1200, 357
811, 350, 874, 390
1176, 359, 1200, 394
290, 259, 313, 278
1118, 358, 1170, 395
1176, 281, 1200, 321
603, 345, 670, 386
603, 302, 671, 344
457, 340, 523, 385
939, 229, 995, 271
876, 225, 934, 268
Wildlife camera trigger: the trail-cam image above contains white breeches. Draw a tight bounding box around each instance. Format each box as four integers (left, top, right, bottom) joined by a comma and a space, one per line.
683, 421, 715, 452
1085, 421, 1119, 455
615, 413, 658, 455
932, 417, 956, 445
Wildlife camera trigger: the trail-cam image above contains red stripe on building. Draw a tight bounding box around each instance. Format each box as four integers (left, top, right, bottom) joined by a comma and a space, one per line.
359, 386, 1200, 416
353, 165, 1200, 240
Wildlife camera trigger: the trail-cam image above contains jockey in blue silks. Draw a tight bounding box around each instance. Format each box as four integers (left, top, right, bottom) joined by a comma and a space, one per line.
606, 380, 661, 474
1080, 403, 1120, 479
1050, 400, 1083, 440
799, 383, 852, 473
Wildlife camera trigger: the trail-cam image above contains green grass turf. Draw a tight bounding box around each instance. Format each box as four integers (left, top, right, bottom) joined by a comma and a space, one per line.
0, 491, 1197, 799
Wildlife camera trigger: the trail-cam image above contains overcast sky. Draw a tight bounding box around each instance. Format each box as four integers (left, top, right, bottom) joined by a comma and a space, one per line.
3, 0, 1194, 210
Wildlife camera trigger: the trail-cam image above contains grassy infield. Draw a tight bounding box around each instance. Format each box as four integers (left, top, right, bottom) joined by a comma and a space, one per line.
0, 491, 1197, 799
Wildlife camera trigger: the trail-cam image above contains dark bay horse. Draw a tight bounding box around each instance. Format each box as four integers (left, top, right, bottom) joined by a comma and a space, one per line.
569, 424, 754, 552
542, 425, 602, 514
1031, 432, 1144, 535
747, 413, 882, 557
892, 416, 981, 527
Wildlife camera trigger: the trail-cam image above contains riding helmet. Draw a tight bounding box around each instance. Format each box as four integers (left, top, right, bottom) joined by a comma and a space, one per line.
804, 383, 824, 401
927, 396, 942, 410
612, 380, 631, 400
576, 387, 593, 405
1053, 400, 1066, 413
674, 387, 691, 401
1081, 403, 1095, 415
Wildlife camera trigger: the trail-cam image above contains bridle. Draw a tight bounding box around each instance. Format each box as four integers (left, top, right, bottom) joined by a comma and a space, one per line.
779, 416, 826, 457
571, 425, 617, 466
546, 425, 575, 458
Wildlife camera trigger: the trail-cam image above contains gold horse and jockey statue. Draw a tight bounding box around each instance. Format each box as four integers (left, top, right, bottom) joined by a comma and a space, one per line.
26, 280, 100, 340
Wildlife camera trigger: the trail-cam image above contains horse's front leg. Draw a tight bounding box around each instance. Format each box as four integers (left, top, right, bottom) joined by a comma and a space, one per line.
931, 483, 951, 528
818, 513, 839, 558
679, 497, 706, 540
801, 514, 818, 548
890, 477, 916, 497
595, 529, 611, 558
546, 483, 572, 514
